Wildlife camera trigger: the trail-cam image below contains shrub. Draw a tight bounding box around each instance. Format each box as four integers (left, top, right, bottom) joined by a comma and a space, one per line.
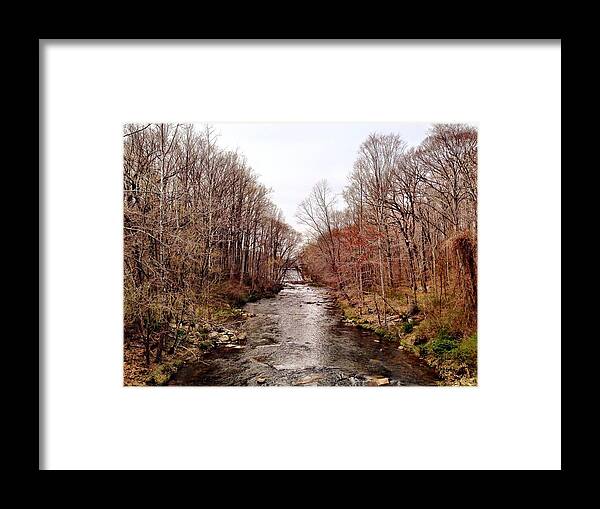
402, 322, 414, 334
423, 327, 459, 355
428, 337, 458, 355
449, 333, 477, 365
436, 327, 458, 342
220, 281, 251, 306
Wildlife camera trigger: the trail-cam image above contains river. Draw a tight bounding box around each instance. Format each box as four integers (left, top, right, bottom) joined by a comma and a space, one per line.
169, 281, 439, 386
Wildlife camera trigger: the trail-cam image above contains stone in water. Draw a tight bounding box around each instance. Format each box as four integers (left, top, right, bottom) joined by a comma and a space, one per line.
366, 376, 390, 386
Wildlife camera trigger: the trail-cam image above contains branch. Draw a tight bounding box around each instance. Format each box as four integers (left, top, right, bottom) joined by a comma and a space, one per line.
124, 124, 152, 138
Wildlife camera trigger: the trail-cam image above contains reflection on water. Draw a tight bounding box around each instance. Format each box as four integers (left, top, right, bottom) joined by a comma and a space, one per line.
169, 284, 439, 386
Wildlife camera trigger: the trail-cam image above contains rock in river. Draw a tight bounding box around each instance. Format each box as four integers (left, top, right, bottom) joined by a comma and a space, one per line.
366, 376, 390, 386
294, 374, 324, 385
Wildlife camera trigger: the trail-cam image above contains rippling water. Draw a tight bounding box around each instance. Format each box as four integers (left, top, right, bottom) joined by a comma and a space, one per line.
169, 283, 439, 386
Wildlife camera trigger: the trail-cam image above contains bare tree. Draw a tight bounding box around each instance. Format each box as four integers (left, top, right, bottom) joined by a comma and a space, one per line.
124, 123, 301, 367
299, 124, 477, 332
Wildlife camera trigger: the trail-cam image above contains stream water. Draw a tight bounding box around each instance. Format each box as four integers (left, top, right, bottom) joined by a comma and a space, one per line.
169, 280, 439, 386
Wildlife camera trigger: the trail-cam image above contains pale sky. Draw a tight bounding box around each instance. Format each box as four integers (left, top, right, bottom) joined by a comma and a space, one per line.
209, 122, 432, 233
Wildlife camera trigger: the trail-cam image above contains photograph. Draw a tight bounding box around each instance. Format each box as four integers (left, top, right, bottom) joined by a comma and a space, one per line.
123, 122, 478, 387
42, 38, 561, 470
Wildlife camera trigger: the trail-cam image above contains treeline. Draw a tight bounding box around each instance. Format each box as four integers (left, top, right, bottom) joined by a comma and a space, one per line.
298, 124, 477, 341
124, 123, 299, 365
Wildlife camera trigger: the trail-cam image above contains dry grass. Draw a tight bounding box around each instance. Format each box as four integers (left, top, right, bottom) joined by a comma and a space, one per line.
338, 285, 477, 385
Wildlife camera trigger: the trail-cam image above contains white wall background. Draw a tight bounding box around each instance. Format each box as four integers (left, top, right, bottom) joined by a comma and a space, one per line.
42, 41, 561, 470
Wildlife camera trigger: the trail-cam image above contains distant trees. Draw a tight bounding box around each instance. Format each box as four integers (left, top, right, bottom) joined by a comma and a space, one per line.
299, 124, 478, 332
124, 123, 299, 365
296, 180, 343, 290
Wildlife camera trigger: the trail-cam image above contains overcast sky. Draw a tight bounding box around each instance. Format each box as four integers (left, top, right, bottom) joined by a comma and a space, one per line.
209, 122, 432, 233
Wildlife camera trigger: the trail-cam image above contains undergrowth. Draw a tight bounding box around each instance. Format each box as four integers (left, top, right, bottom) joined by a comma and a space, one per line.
337, 291, 477, 385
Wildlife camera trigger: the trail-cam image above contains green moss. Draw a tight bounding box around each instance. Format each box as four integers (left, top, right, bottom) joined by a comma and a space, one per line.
343, 306, 360, 321
420, 329, 477, 380
146, 359, 184, 386
422, 328, 458, 355
447, 333, 477, 365
428, 337, 458, 355
362, 323, 377, 333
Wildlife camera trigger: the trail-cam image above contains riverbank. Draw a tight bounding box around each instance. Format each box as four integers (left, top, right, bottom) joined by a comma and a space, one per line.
335, 294, 477, 386
123, 284, 282, 386
168, 282, 439, 386
124, 281, 474, 386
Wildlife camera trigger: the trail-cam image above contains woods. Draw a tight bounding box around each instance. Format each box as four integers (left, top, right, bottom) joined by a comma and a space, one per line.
123, 123, 300, 379
298, 124, 478, 382
123, 122, 478, 386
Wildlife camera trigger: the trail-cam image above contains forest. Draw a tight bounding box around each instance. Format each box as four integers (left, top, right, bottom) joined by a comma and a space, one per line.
297, 124, 478, 383
123, 123, 477, 386
123, 123, 300, 384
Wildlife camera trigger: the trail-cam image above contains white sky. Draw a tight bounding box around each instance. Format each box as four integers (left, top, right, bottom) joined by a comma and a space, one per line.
208, 122, 432, 233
